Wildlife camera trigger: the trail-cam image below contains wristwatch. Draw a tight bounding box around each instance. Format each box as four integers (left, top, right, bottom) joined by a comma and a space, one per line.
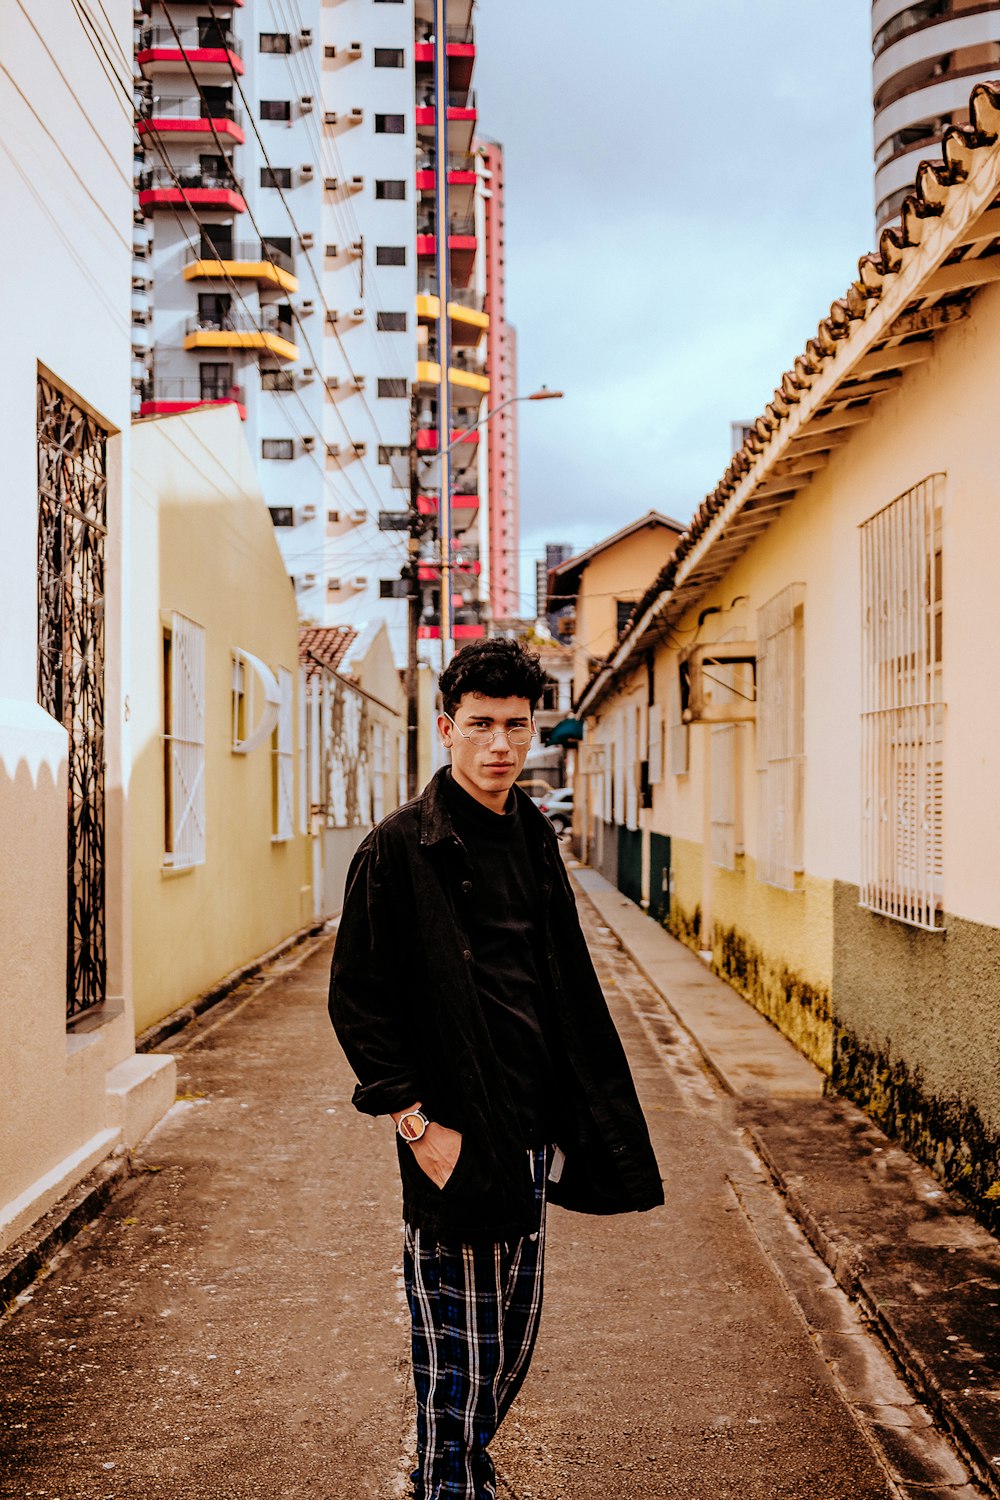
397, 1108, 431, 1143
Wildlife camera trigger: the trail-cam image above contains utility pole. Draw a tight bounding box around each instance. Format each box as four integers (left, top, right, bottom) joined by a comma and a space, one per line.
405, 396, 422, 799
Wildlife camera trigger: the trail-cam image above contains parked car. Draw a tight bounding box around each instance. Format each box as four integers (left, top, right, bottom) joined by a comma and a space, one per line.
538, 786, 573, 834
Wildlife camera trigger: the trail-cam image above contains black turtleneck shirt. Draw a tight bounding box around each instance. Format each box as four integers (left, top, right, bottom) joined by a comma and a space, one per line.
441, 769, 559, 1147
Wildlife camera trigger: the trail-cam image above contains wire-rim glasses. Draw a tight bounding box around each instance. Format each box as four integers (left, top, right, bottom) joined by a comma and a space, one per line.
443, 711, 535, 749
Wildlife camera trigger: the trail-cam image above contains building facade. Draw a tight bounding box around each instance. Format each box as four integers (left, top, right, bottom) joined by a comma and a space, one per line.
873, 0, 1000, 227
480, 138, 519, 621
579, 84, 1000, 1230
130, 407, 311, 1035
134, 0, 499, 661
1, 0, 175, 1254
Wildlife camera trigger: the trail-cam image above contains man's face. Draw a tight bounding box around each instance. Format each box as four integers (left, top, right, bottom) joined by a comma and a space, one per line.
438, 693, 534, 806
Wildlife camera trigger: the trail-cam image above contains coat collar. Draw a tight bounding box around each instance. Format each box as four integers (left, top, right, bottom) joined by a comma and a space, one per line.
418, 765, 556, 853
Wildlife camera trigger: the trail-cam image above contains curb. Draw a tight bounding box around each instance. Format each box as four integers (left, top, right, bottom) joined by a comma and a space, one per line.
136, 920, 328, 1053
0, 1154, 132, 1315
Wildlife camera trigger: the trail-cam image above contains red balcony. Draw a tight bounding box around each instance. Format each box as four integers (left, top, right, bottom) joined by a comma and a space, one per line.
137, 97, 244, 145
416, 218, 477, 288
138, 379, 246, 420
415, 91, 477, 152
137, 166, 245, 215
415, 429, 479, 452
418, 624, 486, 640
413, 41, 476, 93
418, 493, 480, 528
137, 25, 244, 77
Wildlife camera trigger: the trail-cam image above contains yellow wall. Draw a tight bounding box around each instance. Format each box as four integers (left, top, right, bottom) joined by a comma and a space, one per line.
572, 524, 679, 699
130, 408, 310, 1034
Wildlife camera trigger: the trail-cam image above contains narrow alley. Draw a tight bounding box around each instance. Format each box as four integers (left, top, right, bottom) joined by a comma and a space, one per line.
0, 881, 982, 1500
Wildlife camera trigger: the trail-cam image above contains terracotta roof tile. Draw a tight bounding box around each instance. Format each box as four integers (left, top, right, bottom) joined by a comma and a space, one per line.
298, 625, 358, 678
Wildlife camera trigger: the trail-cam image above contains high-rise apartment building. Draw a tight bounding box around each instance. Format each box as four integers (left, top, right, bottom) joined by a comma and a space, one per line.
480, 137, 519, 622
134, 0, 500, 661
873, 0, 1000, 228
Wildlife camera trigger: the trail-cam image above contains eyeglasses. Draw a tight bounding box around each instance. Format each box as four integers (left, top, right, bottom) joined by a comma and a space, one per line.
443, 712, 535, 749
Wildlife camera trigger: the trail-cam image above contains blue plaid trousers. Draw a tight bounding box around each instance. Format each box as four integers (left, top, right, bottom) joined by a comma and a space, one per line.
404, 1146, 550, 1500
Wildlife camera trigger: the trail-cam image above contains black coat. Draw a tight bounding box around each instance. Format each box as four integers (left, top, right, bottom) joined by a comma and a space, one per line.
328, 768, 664, 1241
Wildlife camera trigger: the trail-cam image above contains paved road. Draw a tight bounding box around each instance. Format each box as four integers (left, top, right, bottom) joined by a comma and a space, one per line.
0, 901, 949, 1499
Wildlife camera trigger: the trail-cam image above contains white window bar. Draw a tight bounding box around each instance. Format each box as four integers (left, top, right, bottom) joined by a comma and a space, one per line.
648, 707, 664, 786
273, 666, 294, 842
164, 612, 206, 868
372, 721, 385, 823
710, 723, 739, 869
860, 474, 944, 929
756, 583, 805, 890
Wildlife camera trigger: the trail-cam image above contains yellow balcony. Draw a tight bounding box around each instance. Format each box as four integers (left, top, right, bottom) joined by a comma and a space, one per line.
184, 257, 298, 294
184, 312, 298, 362
416, 292, 489, 342
416, 359, 489, 395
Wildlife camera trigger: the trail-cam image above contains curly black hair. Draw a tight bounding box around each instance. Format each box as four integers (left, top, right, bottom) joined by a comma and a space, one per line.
439, 638, 548, 718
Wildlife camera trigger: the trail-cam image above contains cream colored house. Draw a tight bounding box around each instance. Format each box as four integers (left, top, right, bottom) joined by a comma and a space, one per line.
300, 621, 408, 918
130, 407, 311, 1035
577, 82, 1000, 1231
0, 0, 175, 1255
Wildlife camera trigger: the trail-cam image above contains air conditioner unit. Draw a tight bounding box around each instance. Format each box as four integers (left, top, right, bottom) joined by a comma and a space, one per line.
352, 441, 367, 457
351, 575, 368, 590
299, 96, 314, 113
300, 366, 315, 381
301, 435, 316, 453
349, 175, 364, 191
679, 641, 758, 725
354, 374, 366, 391
325, 375, 340, 391
325, 311, 339, 326
348, 42, 362, 57
304, 572, 317, 586
352, 306, 364, 320
349, 507, 366, 524
301, 504, 317, 520
325, 243, 338, 258
300, 299, 314, 314
298, 27, 313, 46
300, 231, 314, 250
323, 111, 338, 126
323, 45, 336, 59
299, 163, 314, 180
349, 240, 363, 255
326, 443, 341, 458
324, 177, 339, 192
350, 107, 363, 121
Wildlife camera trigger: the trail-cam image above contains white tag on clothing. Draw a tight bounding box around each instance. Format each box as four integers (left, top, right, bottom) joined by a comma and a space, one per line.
548, 1146, 565, 1184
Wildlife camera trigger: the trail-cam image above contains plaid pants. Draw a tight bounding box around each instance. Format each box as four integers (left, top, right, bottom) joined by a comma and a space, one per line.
404, 1146, 550, 1500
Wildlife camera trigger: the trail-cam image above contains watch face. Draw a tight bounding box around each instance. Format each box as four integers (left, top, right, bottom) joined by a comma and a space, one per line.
399, 1111, 426, 1141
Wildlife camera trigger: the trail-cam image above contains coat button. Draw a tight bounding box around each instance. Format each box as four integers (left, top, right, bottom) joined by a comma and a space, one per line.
461, 880, 473, 895
462, 948, 472, 961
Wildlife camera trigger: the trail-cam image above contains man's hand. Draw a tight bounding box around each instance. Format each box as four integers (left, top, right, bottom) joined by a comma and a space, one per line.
391, 1105, 462, 1189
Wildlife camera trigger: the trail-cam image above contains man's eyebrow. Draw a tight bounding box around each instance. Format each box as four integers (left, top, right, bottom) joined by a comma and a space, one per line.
466, 715, 529, 725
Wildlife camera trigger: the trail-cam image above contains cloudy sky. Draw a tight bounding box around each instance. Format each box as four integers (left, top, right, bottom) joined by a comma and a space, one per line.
472, 0, 875, 613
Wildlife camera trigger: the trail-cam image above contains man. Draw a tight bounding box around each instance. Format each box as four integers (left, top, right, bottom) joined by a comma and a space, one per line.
329, 638, 662, 1500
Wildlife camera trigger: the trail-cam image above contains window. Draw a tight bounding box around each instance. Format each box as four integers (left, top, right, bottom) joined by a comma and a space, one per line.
327, 509, 340, 523
372, 722, 386, 822
374, 47, 405, 67
375, 114, 405, 134
260, 166, 292, 189
377, 310, 407, 332
163, 613, 206, 869
272, 667, 294, 842
648, 710, 664, 786
260, 32, 291, 53
378, 377, 407, 398
375, 179, 406, 200
860, 475, 944, 929
262, 438, 294, 461
615, 599, 634, 637
269, 506, 294, 527
710, 725, 742, 870
668, 664, 689, 776
261, 369, 295, 392
376, 244, 406, 266
756, 584, 805, 890
260, 99, 291, 121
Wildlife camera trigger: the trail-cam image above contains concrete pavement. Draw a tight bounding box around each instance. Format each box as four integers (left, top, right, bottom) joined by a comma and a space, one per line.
0, 895, 986, 1498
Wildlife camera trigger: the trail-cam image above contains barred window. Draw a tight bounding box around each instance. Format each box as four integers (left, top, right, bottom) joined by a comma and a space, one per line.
260, 99, 291, 121
374, 47, 405, 67
262, 438, 294, 461
377, 377, 407, 398
376, 310, 407, 332
860, 475, 944, 928
375, 179, 406, 200
163, 613, 206, 868
376, 245, 406, 265
268, 506, 294, 527
260, 166, 292, 189
375, 113, 405, 134
260, 32, 290, 52
668, 666, 689, 775
756, 584, 805, 890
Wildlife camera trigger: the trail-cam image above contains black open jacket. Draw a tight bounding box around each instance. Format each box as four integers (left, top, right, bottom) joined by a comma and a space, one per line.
328, 768, 664, 1242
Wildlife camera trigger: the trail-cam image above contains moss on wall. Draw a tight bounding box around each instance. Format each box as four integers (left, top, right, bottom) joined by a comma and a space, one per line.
667, 900, 701, 950
832, 1028, 1000, 1234
712, 922, 833, 1074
